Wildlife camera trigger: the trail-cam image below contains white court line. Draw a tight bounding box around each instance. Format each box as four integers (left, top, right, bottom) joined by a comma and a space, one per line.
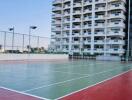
49, 70, 89, 76
50, 63, 129, 76
53, 63, 97, 70
53, 62, 119, 70
23, 65, 132, 93
0, 86, 50, 100
56, 68, 132, 100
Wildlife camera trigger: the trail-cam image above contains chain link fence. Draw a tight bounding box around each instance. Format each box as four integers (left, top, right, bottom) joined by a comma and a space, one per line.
0, 31, 50, 53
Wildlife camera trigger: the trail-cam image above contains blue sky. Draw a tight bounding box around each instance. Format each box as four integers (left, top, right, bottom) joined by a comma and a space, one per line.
0, 0, 52, 37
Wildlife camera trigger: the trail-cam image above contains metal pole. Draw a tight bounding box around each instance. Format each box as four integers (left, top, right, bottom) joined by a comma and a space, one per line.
4, 32, 6, 53
29, 27, 31, 53
28, 26, 37, 54
12, 27, 15, 53
127, 0, 131, 61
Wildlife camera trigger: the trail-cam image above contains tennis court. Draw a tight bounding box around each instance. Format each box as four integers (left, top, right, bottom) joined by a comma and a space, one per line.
0, 60, 132, 100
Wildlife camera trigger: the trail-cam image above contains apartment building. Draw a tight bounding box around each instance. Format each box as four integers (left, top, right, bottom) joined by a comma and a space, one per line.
51, 0, 128, 57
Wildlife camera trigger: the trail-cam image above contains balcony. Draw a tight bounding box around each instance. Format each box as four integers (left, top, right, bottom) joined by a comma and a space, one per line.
83, 33, 91, 37
63, 33, 69, 38
94, 40, 104, 44
63, 12, 70, 16
63, 27, 70, 30
52, 14, 62, 18
106, 49, 125, 54
55, 48, 62, 52
84, 9, 92, 14
64, 5, 70, 9
63, 49, 69, 52
73, 49, 80, 52
63, 0, 70, 3
73, 3, 82, 7
64, 19, 70, 23
107, 31, 125, 37
94, 32, 105, 36
72, 33, 80, 37
95, 15, 105, 20
83, 25, 92, 29
51, 35, 55, 39
83, 40, 91, 44
95, 0, 106, 4
52, 7, 62, 12
52, 27, 61, 32
107, 22, 125, 28
73, 18, 81, 22
94, 48, 104, 53
108, 0, 126, 3
55, 41, 61, 45
72, 41, 80, 44
53, 20, 61, 25
108, 13, 126, 20
62, 41, 69, 45
108, 4, 126, 11
83, 0, 92, 6
73, 10, 82, 15
72, 26, 81, 30
106, 40, 125, 45
83, 16, 92, 21
83, 48, 91, 52
95, 7, 106, 12
95, 23, 105, 28
54, 34, 61, 38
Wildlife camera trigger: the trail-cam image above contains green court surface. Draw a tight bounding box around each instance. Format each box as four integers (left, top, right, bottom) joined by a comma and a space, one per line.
0, 60, 132, 100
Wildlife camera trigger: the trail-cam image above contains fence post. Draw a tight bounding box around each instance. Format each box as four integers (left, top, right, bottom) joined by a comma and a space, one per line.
11, 28, 15, 53
22, 34, 25, 52
37, 36, 39, 49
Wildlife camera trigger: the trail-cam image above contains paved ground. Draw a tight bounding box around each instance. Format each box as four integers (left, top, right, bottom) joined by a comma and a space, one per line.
60, 70, 132, 100
0, 88, 41, 100
0, 60, 131, 100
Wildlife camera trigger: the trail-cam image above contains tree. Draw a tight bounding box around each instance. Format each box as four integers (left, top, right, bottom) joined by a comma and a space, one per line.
27, 45, 31, 49
41, 47, 45, 51
26, 45, 31, 53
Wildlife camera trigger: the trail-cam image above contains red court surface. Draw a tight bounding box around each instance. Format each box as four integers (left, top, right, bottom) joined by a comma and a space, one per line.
60, 70, 132, 100
0, 88, 41, 100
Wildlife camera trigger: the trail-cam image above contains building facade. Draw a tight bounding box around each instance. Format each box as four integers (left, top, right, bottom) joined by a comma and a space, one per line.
51, 0, 128, 57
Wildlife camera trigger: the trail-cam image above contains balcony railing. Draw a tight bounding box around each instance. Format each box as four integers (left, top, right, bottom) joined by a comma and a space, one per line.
107, 31, 125, 36
94, 40, 104, 44
73, 3, 82, 7
53, 0, 62, 4
106, 49, 125, 54
52, 14, 62, 18
106, 40, 125, 45
52, 7, 62, 11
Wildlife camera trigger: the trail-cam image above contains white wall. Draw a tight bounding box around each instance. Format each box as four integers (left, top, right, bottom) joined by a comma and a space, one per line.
0, 54, 68, 61
96, 55, 121, 61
